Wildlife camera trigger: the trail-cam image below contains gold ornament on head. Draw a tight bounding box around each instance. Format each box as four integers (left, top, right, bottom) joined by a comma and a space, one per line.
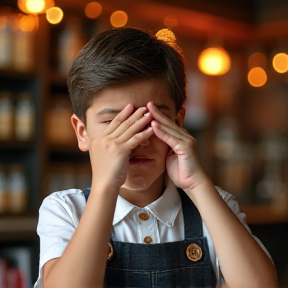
156, 29, 177, 47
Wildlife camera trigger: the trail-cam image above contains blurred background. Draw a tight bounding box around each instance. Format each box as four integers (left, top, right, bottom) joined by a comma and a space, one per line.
0, 0, 288, 287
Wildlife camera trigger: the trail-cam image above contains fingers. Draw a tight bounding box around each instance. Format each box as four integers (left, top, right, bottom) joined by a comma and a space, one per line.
111, 107, 151, 139
147, 101, 187, 136
103, 103, 135, 135
146, 101, 175, 127
151, 120, 182, 150
116, 111, 153, 143
102, 103, 154, 149
147, 102, 196, 152
125, 126, 154, 149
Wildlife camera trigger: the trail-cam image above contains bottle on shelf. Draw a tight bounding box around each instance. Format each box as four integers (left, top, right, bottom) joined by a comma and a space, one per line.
213, 116, 253, 204
0, 7, 13, 69
7, 164, 28, 213
0, 91, 14, 141
0, 165, 9, 213
255, 131, 288, 208
12, 13, 36, 72
46, 99, 75, 145
57, 16, 85, 77
15, 91, 35, 141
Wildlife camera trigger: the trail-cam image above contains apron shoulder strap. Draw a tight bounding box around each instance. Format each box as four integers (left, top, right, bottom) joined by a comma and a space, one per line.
177, 188, 203, 239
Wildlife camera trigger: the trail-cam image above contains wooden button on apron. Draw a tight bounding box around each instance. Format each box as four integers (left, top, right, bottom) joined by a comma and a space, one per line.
139, 212, 149, 221
186, 243, 202, 262
144, 236, 153, 244
107, 243, 114, 260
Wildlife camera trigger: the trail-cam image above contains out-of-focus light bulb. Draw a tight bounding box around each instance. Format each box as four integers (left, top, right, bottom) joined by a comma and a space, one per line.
164, 16, 178, 28
248, 52, 267, 69
26, 0, 45, 13
110, 11, 128, 27
18, 0, 54, 14
248, 67, 267, 87
272, 53, 288, 73
85, 2, 102, 19
19, 14, 37, 31
198, 47, 231, 76
46, 7, 63, 24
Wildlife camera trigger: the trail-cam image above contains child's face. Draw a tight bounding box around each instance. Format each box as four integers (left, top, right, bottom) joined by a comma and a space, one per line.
73, 78, 184, 191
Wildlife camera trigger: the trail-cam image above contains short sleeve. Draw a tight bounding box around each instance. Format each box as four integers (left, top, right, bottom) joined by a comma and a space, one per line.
34, 190, 84, 288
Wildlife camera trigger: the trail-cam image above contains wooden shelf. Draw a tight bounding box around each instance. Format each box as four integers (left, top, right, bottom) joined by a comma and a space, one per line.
0, 140, 35, 150
0, 69, 35, 80
49, 70, 68, 87
240, 206, 288, 225
0, 215, 38, 241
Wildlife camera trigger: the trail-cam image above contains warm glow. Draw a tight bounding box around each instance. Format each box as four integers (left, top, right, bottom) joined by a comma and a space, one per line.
164, 16, 178, 28
18, 0, 54, 14
19, 14, 37, 31
26, 0, 45, 13
248, 67, 267, 87
198, 47, 231, 75
248, 52, 267, 69
85, 2, 102, 19
110, 11, 128, 27
46, 7, 63, 24
0, 7, 11, 29
272, 53, 288, 73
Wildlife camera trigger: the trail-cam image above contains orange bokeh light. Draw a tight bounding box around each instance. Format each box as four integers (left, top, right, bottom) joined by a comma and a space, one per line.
110, 11, 128, 27
248, 52, 267, 69
46, 7, 63, 24
18, 0, 54, 14
248, 67, 267, 87
85, 2, 102, 19
198, 47, 231, 76
18, 14, 37, 31
272, 53, 288, 73
164, 16, 178, 28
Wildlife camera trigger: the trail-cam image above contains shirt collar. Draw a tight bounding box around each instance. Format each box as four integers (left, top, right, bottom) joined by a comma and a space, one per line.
113, 177, 182, 227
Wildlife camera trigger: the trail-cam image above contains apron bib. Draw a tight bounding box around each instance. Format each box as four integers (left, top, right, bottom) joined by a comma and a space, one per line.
83, 188, 216, 288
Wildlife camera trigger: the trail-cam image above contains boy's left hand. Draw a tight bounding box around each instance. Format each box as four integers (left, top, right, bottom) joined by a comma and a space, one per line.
147, 101, 208, 191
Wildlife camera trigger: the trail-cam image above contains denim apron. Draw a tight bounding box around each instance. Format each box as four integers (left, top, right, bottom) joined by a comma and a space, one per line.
83, 188, 217, 288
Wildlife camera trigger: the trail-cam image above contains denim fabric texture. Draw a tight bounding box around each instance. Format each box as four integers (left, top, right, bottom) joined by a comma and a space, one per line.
83, 188, 217, 288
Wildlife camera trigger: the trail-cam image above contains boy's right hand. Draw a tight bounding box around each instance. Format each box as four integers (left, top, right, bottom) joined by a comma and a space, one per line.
89, 104, 154, 191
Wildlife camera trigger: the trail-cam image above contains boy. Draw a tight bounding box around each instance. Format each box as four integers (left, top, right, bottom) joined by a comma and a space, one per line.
35, 27, 277, 288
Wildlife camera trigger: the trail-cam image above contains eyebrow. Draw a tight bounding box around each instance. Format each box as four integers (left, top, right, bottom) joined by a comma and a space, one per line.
97, 108, 121, 116
97, 104, 170, 116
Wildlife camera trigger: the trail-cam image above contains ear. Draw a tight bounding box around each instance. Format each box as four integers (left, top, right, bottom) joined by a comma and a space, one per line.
175, 107, 186, 127
71, 114, 89, 152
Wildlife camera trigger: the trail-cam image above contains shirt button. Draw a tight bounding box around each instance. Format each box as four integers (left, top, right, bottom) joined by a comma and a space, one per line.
144, 236, 153, 244
139, 212, 149, 221
186, 243, 202, 262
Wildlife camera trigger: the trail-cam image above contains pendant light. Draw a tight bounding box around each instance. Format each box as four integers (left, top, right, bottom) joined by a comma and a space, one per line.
198, 46, 231, 76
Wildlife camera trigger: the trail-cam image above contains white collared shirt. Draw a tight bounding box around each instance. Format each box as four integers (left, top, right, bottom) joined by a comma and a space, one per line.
34, 179, 270, 288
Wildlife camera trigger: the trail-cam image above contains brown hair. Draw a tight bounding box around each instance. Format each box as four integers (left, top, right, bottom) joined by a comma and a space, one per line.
67, 27, 187, 122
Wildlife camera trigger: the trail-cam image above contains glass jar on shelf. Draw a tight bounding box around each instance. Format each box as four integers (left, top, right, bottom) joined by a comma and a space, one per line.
12, 13, 36, 72
0, 7, 13, 69
57, 16, 85, 77
7, 164, 28, 213
0, 164, 8, 213
0, 91, 14, 141
255, 131, 288, 207
15, 91, 35, 141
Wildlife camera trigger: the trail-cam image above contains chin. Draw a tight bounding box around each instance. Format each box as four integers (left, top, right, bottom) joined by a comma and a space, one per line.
122, 177, 151, 191
122, 171, 165, 191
